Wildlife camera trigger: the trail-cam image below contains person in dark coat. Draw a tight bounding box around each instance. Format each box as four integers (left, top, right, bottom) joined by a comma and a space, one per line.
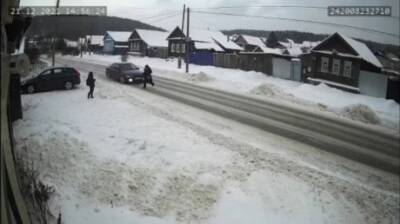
86, 71, 96, 99
142, 65, 154, 89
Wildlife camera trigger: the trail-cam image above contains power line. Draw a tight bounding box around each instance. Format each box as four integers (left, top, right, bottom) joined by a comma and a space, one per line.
140, 10, 181, 20
192, 10, 399, 37
146, 12, 181, 23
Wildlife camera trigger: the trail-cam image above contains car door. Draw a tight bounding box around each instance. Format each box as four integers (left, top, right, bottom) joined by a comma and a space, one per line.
52, 68, 65, 89
36, 69, 53, 91
111, 64, 120, 80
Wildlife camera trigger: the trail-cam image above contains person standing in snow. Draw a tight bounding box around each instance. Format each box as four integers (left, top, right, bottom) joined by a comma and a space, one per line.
142, 64, 154, 89
86, 71, 96, 99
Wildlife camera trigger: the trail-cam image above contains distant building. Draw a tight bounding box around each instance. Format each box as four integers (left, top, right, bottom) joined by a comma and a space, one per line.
166, 27, 242, 65
103, 31, 131, 54
128, 29, 169, 58
301, 32, 398, 99
86, 35, 104, 53
232, 34, 266, 52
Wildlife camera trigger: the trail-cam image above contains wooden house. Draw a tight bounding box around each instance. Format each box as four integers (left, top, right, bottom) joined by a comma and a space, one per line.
166, 27, 242, 65
301, 32, 392, 98
86, 35, 104, 53
233, 34, 266, 52
103, 31, 131, 55
128, 29, 169, 58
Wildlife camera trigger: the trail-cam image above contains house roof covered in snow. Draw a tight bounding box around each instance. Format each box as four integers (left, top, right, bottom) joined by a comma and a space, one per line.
311, 32, 382, 68
134, 29, 169, 48
241, 34, 266, 47
86, 35, 104, 46
105, 31, 131, 42
283, 47, 304, 57
190, 29, 235, 51
254, 46, 283, 55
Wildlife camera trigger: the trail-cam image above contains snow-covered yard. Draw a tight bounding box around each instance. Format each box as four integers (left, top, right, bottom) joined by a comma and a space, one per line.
59, 54, 400, 131
14, 66, 399, 223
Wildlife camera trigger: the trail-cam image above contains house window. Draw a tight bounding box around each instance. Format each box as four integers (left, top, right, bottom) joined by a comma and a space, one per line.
181, 43, 186, 53
343, 60, 352, 77
174, 43, 178, 53
134, 42, 139, 51
320, 57, 329, 73
171, 43, 175, 53
332, 59, 341, 75
130, 43, 134, 51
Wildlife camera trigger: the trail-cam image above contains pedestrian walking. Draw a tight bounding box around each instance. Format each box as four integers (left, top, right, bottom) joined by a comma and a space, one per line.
142, 65, 154, 89
86, 71, 96, 99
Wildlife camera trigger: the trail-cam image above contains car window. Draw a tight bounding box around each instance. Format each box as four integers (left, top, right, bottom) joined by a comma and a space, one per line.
119, 63, 136, 70
54, 68, 63, 74
40, 69, 51, 77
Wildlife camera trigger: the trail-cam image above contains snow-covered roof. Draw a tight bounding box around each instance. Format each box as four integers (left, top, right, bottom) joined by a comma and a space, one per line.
257, 46, 283, 55
105, 31, 131, 42
340, 34, 382, 68
135, 29, 169, 48
284, 47, 303, 57
312, 50, 362, 59
312, 33, 382, 68
64, 39, 79, 47
86, 35, 104, 46
241, 34, 265, 47
189, 29, 232, 51
195, 41, 224, 52
211, 33, 242, 51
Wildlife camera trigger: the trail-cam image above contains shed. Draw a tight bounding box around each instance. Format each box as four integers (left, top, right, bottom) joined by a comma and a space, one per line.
103, 31, 131, 55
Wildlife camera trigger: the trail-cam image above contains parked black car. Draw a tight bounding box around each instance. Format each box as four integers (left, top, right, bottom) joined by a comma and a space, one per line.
106, 63, 144, 84
21, 67, 81, 94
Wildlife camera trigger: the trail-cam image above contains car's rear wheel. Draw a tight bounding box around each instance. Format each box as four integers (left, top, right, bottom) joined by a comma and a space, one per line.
119, 76, 125, 83
106, 71, 110, 79
27, 85, 35, 94
65, 81, 73, 90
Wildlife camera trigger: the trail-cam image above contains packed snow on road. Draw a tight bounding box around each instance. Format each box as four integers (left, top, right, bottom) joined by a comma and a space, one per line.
14, 61, 399, 224
58, 54, 400, 131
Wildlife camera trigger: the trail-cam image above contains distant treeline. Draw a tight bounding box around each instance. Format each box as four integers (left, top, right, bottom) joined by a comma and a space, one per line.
26, 15, 164, 40
223, 29, 399, 56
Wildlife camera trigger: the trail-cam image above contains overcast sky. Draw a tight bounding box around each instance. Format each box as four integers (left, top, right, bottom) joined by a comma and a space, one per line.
20, 0, 399, 45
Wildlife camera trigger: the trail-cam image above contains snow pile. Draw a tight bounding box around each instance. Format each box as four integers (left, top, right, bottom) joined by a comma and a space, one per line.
186, 72, 215, 83
249, 83, 283, 97
339, 104, 381, 125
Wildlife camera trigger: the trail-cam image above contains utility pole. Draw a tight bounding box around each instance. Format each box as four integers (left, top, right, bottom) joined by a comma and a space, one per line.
185, 7, 190, 73
178, 4, 185, 69
51, 0, 60, 66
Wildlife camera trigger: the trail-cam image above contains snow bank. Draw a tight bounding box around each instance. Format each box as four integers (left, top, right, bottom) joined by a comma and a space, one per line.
186, 72, 215, 83
339, 104, 381, 125
249, 83, 284, 97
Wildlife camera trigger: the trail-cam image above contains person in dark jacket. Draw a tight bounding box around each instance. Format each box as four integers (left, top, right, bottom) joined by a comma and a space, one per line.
86, 72, 96, 99
142, 65, 154, 89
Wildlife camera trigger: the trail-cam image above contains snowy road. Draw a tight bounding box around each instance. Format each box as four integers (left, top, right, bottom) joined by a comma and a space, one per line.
13, 58, 400, 223
57, 58, 400, 173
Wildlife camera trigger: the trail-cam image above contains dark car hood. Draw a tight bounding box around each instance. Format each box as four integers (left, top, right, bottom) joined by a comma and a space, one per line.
122, 70, 143, 76
21, 76, 37, 86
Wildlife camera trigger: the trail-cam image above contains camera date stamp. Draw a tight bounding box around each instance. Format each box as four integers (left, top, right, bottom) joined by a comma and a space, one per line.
328, 6, 391, 17
9, 6, 107, 16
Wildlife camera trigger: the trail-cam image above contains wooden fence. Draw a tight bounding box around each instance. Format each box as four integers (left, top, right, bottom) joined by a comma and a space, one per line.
213, 53, 240, 69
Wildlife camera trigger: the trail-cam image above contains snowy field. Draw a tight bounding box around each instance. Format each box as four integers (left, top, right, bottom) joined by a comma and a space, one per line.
58, 54, 400, 132
14, 65, 399, 223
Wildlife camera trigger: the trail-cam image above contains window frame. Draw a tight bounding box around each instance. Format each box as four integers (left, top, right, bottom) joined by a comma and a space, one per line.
332, 59, 341, 75
343, 60, 352, 78
320, 56, 330, 73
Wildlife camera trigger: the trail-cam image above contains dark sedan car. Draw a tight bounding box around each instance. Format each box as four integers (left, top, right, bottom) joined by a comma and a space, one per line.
106, 63, 144, 84
21, 67, 81, 94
